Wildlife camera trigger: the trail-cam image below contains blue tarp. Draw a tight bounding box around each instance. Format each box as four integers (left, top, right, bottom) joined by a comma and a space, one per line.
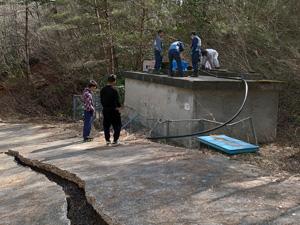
172, 60, 189, 71
198, 135, 259, 155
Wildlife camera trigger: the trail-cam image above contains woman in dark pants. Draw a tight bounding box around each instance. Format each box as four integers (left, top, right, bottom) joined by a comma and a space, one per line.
82, 80, 98, 142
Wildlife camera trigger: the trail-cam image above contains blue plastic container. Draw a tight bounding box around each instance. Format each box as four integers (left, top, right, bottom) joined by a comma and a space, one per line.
198, 135, 259, 155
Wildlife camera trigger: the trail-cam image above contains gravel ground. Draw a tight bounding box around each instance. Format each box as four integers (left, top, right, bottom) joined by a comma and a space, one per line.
65, 121, 300, 175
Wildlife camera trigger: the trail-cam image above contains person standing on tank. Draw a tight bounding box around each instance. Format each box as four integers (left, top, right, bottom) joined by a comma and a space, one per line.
153, 30, 164, 73
168, 40, 185, 77
190, 31, 202, 77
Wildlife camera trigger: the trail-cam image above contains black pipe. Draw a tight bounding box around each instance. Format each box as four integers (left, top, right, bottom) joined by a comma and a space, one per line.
147, 70, 249, 140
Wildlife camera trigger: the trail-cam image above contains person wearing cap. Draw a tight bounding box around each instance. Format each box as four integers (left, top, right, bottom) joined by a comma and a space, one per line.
190, 31, 202, 77
82, 80, 98, 142
168, 40, 185, 77
100, 74, 122, 146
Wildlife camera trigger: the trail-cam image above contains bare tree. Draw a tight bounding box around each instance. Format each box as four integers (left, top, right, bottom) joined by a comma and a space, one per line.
104, 0, 116, 74
24, 0, 31, 80
94, 0, 109, 74
136, 1, 147, 70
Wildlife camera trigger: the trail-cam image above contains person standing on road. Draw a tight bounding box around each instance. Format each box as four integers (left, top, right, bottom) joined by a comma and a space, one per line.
100, 74, 122, 146
190, 32, 202, 77
153, 30, 164, 73
82, 80, 98, 142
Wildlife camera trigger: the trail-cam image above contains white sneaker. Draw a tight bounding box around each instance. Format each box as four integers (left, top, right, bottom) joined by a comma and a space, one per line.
106, 141, 111, 146
111, 141, 120, 147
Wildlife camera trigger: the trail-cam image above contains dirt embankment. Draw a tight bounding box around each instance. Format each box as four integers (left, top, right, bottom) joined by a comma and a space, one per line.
0, 59, 87, 120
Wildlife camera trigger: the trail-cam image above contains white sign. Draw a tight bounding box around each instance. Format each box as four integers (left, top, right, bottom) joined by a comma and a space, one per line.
184, 103, 191, 111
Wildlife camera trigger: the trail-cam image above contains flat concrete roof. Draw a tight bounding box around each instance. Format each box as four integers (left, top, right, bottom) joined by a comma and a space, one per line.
124, 71, 284, 91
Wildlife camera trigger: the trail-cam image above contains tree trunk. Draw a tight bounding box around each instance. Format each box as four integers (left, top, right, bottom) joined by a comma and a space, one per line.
25, 0, 31, 80
94, 0, 109, 74
136, 3, 147, 70
104, 0, 116, 74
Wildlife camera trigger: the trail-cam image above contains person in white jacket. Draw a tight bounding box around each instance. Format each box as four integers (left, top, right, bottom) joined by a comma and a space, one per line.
201, 49, 220, 70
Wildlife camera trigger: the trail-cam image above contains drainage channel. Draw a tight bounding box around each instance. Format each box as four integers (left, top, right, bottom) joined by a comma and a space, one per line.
12, 155, 108, 225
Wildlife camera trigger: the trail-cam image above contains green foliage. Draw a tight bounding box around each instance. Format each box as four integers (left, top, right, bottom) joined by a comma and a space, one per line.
0, 0, 299, 140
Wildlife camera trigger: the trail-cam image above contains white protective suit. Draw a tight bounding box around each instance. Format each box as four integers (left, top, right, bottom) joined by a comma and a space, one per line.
201, 49, 220, 70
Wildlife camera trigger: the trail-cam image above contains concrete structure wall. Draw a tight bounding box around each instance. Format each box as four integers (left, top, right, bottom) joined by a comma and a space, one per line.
125, 79, 195, 147
125, 79, 194, 121
124, 71, 282, 147
193, 89, 279, 143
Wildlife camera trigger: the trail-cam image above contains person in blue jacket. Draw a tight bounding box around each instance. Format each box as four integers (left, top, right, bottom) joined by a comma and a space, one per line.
190, 32, 202, 77
153, 30, 164, 73
168, 40, 184, 77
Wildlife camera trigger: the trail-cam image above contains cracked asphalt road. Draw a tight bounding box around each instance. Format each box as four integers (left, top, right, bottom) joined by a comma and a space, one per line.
0, 153, 69, 225
1, 122, 300, 225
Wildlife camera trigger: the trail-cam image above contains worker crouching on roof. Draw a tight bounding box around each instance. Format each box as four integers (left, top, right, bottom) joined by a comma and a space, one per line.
201, 49, 220, 70
100, 74, 122, 146
168, 40, 184, 77
190, 32, 202, 77
82, 80, 98, 142
153, 30, 164, 73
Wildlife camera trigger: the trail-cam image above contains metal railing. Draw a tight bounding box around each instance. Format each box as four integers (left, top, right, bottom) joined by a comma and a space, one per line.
148, 117, 258, 145
72, 86, 125, 121
118, 106, 258, 146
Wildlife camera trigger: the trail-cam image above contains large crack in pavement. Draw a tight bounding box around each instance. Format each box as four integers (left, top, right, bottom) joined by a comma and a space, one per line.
6, 150, 108, 225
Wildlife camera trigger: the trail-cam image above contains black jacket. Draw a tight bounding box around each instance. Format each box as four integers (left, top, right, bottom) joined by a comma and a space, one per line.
100, 85, 121, 110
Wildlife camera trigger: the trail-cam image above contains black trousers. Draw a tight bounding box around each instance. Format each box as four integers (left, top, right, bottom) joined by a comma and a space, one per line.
102, 108, 122, 142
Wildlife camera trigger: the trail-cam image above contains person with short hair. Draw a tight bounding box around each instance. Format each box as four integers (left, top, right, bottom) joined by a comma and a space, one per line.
190, 31, 202, 77
82, 80, 98, 142
168, 40, 185, 77
201, 49, 220, 70
153, 30, 164, 73
100, 74, 122, 146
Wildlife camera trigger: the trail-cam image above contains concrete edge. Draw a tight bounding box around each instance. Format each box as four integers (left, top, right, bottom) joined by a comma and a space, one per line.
6, 149, 120, 225
2, 151, 71, 225
123, 71, 284, 91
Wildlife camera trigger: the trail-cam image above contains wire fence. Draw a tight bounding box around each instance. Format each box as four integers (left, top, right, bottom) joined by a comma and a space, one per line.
148, 117, 258, 146
73, 91, 258, 148
119, 106, 258, 148
72, 86, 125, 121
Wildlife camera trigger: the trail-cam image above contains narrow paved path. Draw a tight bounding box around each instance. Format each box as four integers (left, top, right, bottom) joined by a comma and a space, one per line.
1, 122, 300, 225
